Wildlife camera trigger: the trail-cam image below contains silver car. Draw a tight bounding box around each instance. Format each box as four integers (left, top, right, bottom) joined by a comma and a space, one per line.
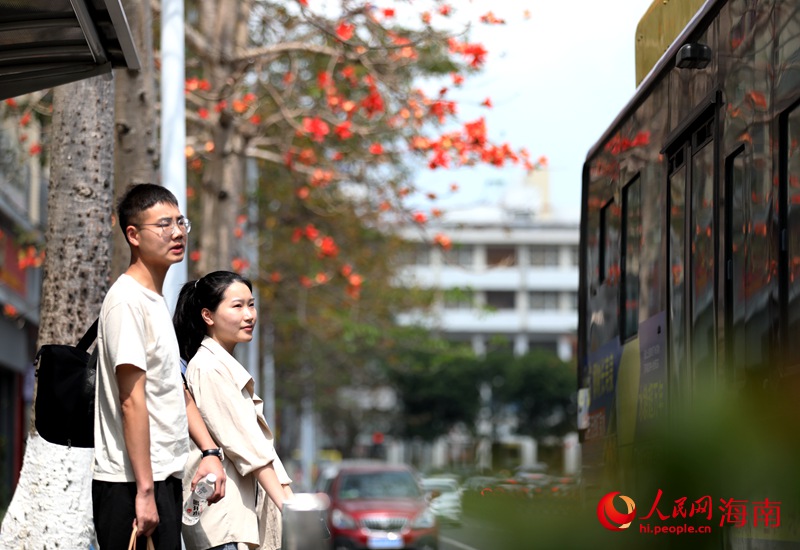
421, 477, 463, 526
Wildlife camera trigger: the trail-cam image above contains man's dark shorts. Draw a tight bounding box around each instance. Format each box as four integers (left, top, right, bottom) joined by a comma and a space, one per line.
93, 476, 182, 550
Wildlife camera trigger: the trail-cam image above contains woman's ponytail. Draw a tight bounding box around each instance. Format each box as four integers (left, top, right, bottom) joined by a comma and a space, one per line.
173, 280, 205, 361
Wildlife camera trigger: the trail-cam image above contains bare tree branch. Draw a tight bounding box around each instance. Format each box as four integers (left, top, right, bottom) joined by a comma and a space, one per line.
234, 41, 343, 63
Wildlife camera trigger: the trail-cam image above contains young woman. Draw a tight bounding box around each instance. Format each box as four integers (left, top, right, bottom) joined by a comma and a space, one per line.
173, 271, 293, 550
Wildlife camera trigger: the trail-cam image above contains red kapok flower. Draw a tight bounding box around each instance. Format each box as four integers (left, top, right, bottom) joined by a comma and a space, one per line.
302, 117, 330, 142
317, 236, 339, 258
304, 224, 319, 240
434, 233, 452, 250
336, 21, 354, 41
335, 121, 352, 140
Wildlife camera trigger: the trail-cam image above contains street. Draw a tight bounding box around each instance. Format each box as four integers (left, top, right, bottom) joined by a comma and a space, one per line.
435, 495, 609, 550
439, 517, 507, 550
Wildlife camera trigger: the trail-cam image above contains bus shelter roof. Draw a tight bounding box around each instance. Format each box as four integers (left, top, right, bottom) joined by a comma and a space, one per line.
0, 0, 140, 100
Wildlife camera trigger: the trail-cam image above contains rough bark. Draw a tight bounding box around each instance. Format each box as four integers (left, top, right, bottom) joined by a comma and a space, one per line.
0, 75, 114, 549
113, 0, 159, 279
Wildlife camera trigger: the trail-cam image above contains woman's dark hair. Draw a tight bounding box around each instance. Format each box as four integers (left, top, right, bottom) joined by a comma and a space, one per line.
173, 270, 253, 360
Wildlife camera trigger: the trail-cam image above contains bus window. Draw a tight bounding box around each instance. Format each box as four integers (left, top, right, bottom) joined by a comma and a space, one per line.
668, 148, 688, 401
785, 103, 800, 367
690, 121, 716, 387
599, 198, 616, 284
726, 146, 748, 381
621, 175, 641, 340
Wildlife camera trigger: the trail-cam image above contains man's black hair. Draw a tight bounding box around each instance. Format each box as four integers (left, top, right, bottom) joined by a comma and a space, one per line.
117, 184, 179, 239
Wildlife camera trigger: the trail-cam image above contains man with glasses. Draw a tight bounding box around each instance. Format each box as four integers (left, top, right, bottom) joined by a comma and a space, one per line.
93, 184, 226, 549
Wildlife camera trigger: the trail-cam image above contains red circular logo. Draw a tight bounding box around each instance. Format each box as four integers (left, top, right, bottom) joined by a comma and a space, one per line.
597, 491, 636, 531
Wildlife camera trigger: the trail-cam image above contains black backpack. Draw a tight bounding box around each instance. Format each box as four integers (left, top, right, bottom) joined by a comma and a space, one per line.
34, 319, 98, 448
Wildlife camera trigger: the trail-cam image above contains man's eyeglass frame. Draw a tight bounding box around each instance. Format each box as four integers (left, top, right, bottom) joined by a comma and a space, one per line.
134, 217, 192, 235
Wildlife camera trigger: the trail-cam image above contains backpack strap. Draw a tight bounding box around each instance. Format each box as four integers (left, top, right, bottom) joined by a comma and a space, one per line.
76, 318, 99, 352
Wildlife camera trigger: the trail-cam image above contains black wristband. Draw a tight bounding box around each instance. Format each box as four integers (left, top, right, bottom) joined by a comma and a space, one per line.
201, 448, 223, 460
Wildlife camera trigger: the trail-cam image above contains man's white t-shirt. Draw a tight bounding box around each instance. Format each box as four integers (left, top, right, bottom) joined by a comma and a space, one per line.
93, 274, 189, 482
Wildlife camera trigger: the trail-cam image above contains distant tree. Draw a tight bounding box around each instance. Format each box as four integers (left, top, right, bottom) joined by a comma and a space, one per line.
172, 0, 539, 455
492, 349, 576, 437
256, 173, 445, 458
386, 336, 481, 441
177, 0, 534, 275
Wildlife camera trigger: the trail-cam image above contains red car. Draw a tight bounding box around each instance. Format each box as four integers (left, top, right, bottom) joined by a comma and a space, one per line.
318, 461, 439, 550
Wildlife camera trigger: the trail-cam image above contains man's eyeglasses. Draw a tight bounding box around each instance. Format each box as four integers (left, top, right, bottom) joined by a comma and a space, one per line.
135, 217, 191, 235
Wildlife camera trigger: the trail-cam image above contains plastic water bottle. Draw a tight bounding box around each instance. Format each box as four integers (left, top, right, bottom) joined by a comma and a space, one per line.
182, 473, 217, 525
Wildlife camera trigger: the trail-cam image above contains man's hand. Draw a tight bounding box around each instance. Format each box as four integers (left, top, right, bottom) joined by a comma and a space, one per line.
192, 456, 226, 503
133, 489, 159, 537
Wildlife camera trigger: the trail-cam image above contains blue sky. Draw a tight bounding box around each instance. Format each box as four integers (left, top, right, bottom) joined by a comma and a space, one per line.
411, 0, 656, 219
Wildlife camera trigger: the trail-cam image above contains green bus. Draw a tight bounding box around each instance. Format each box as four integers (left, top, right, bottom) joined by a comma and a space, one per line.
578, 0, 800, 546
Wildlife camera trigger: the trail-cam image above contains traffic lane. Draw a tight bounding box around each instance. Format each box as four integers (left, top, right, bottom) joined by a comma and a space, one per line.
439, 516, 507, 550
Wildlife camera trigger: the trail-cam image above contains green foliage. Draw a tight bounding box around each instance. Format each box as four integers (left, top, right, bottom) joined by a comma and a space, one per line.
387, 342, 576, 442
491, 349, 576, 437
385, 337, 479, 441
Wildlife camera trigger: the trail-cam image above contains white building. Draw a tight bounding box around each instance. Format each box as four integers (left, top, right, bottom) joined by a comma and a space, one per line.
398, 170, 580, 361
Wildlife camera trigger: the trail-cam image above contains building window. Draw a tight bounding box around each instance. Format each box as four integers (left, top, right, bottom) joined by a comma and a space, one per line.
486, 336, 515, 355
486, 246, 516, 267
444, 244, 473, 267
566, 292, 578, 310
413, 244, 431, 265
400, 244, 431, 266
569, 246, 579, 267
443, 288, 474, 310
530, 245, 559, 267
485, 291, 516, 309
529, 291, 559, 310
528, 340, 558, 355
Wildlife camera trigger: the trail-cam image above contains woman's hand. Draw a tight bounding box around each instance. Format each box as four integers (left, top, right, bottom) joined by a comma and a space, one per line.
192, 456, 227, 503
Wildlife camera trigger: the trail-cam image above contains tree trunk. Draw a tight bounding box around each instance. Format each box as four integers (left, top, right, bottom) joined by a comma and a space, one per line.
113, 0, 159, 279
197, 0, 251, 274
0, 75, 114, 549
198, 120, 238, 273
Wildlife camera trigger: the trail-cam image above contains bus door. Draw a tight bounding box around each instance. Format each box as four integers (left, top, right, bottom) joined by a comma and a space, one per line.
667, 115, 717, 404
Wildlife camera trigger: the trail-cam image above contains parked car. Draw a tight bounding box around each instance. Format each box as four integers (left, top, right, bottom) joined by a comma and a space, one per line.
420, 477, 463, 525
319, 461, 438, 550
513, 463, 553, 497
461, 475, 497, 494
548, 475, 581, 498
